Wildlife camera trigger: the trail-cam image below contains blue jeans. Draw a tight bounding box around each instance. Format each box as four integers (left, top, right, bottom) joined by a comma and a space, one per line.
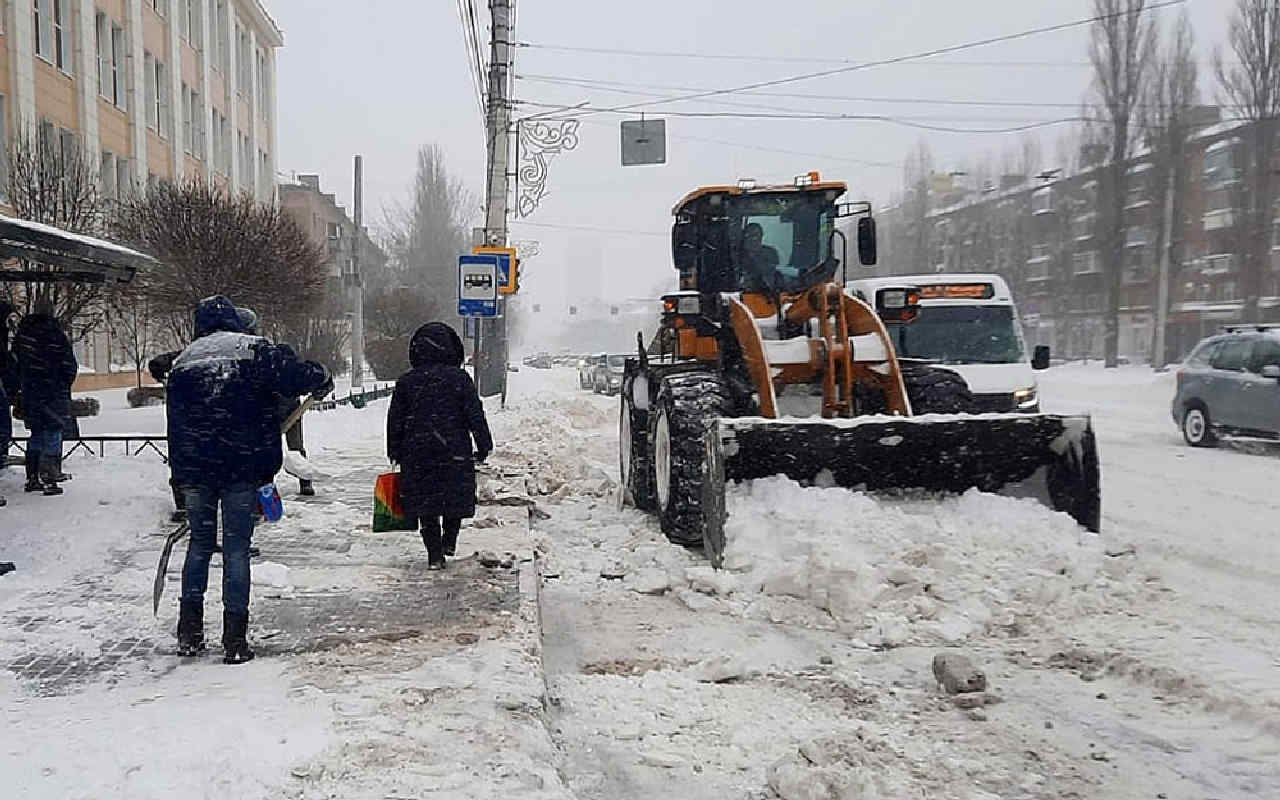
27, 428, 62, 458
180, 484, 257, 616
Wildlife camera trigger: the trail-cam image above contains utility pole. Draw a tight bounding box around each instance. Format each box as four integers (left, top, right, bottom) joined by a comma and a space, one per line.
480, 0, 513, 401
1153, 164, 1174, 371
351, 155, 365, 388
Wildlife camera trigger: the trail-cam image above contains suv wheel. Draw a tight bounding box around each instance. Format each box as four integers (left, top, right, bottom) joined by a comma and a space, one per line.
1182, 405, 1217, 448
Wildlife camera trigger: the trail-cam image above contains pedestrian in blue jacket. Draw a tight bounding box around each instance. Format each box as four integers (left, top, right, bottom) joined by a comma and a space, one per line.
13, 306, 77, 496
167, 295, 329, 663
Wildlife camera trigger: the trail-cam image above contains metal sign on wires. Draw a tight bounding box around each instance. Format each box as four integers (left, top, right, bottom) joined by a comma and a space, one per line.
621, 117, 666, 166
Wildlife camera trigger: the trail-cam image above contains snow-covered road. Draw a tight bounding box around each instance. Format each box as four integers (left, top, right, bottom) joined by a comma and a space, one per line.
3, 361, 1277, 798
521, 362, 1280, 799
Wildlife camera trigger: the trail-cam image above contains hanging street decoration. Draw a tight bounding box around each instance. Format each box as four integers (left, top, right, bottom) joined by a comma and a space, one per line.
516, 120, 580, 218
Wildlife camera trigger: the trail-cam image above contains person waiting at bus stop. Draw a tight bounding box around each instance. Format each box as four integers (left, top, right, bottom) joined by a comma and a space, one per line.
13, 302, 77, 497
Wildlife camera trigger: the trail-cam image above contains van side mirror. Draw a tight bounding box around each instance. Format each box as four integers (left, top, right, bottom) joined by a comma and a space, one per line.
857, 217, 877, 266
1261, 364, 1280, 380
1032, 345, 1051, 371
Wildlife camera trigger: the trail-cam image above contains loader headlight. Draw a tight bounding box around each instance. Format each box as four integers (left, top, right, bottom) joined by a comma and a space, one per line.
1014, 386, 1038, 409
880, 289, 907, 308
662, 294, 701, 315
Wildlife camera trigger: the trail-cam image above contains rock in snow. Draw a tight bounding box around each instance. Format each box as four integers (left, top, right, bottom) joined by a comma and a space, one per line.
932, 652, 988, 695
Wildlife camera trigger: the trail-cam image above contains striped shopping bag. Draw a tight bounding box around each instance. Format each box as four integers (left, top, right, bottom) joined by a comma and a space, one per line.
372, 472, 417, 532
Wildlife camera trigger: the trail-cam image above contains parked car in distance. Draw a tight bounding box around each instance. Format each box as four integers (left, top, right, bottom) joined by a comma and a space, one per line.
593, 354, 627, 395
1172, 324, 1280, 446
528, 353, 553, 369
579, 353, 606, 389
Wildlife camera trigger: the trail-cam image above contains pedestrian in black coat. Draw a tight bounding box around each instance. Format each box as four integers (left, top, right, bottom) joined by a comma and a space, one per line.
386, 322, 493, 569
13, 310, 77, 495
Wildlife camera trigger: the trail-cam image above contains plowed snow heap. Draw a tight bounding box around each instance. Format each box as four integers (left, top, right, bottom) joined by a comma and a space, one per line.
618, 173, 1100, 566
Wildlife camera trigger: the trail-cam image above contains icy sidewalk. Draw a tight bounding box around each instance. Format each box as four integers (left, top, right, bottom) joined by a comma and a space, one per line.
0, 402, 573, 799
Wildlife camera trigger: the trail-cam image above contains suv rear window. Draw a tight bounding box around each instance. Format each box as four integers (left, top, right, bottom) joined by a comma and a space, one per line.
1212, 337, 1251, 371
1186, 339, 1221, 366
1248, 338, 1280, 372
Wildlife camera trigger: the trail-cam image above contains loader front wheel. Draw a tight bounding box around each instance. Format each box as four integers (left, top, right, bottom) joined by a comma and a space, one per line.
901, 365, 976, 415
620, 385, 657, 511
650, 372, 729, 546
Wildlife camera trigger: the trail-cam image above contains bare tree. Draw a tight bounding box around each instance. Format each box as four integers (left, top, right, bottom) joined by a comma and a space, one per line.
362, 285, 447, 380
1, 126, 107, 335
379, 144, 475, 304
1090, 0, 1158, 367
1145, 10, 1200, 366
111, 180, 326, 345
1216, 0, 1280, 323
104, 278, 159, 388
897, 140, 936, 271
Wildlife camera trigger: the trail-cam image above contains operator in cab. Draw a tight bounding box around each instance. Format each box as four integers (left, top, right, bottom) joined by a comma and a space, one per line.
741, 222, 781, 292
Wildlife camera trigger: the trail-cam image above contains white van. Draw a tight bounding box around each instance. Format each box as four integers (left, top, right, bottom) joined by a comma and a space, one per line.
846, 273, 1049, 413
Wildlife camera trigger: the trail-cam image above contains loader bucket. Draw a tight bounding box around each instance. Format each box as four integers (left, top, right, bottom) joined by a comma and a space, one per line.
715, 413, 1101, 532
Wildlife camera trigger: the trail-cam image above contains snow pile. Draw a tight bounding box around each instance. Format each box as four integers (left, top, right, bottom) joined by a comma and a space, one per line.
625, 477, 1139, 646
485, 392, 618, 500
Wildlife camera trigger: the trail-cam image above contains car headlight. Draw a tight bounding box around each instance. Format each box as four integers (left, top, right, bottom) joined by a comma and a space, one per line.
1014, 386, 1038, 409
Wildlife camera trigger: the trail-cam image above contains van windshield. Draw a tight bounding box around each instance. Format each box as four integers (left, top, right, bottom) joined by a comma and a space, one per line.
893, 305, 1025, 364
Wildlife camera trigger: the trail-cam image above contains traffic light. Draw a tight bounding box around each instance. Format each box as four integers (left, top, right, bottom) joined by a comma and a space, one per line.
610, 305, 619, 315
569, 305, 578, 315
533, 303, 541, 313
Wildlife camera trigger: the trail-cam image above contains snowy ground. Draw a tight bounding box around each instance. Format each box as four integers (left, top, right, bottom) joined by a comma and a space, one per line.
2, 362, 1279, 798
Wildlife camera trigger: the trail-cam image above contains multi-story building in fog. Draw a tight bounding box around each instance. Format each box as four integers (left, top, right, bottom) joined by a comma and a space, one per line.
878, 109, 1277, 364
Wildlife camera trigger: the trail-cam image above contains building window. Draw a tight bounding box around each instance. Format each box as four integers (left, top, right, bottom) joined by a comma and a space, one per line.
0, 96, 8, 204
101, 151, 116, 198
186, 0, 203, 51
1203, 145, 1237, 188
34, 0, 73, 73
257, 49, 270, 119
215, 0, 230, 75
1073, 251, 1101, 275
182, 84, 192, 153
95, 14, 126, 108
152, 0, 166, 17
1031, 187, 1055, 215
116, 157, 132, 198
146, 57, 171, 138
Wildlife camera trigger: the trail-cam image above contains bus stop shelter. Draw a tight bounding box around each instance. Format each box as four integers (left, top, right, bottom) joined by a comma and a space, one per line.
2, 214, 159, 463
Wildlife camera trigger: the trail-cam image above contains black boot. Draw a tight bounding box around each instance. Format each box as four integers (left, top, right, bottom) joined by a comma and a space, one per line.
298, 479, 315, 497
421, 525, 445, 570
176, 600, 206, 657
39, 454, 63, 496
222, 611, 255, 664
24, 453, 42, 492
442, 520, 460, 558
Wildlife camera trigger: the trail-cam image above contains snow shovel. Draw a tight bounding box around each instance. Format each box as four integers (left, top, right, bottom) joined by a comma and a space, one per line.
280, 396, 329, 482
153, 521, 190, 615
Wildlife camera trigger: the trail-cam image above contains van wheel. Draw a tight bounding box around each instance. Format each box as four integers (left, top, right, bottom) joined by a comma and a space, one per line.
1182, 405, 1217, 447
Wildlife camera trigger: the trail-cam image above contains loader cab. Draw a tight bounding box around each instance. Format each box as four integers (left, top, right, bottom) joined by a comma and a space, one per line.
672, 176, 870, 298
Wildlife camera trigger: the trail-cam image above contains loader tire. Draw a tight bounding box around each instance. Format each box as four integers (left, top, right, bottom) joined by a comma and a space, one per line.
901, 365, 976, 415
650, 371, 730, 546
620, 380, 657, 512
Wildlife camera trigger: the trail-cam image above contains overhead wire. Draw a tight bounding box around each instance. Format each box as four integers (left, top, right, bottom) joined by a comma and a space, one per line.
514, 0, 1186, 121
456, 0, 487, 118
510, 219, 668, 237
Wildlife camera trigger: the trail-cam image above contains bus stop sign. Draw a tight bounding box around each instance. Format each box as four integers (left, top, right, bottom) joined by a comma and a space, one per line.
458, 254, 499, 317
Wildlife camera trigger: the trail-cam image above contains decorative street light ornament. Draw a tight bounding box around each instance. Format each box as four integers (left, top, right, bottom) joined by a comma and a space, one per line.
517, 120, 580, 218
512, 239, 540, 260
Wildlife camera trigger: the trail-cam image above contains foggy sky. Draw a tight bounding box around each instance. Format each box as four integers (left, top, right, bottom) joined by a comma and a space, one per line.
270, 0, 1228, 315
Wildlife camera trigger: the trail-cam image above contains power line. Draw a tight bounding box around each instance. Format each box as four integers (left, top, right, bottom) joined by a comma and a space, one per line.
512, 99, 1091, 134
528, 0, 1186, 120
518, 73, 1103, 111
511, 219, 668, 237
516, 41, 1098, 68
455, 0, 487, 118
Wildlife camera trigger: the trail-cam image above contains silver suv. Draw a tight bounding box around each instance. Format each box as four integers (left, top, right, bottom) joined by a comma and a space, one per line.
1172, 325, 1280, 446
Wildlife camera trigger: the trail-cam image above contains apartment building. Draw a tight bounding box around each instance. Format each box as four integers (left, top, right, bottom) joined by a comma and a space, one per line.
0, 0, 281, 210
279, 174, 386, 285
878, 113, 1279, 364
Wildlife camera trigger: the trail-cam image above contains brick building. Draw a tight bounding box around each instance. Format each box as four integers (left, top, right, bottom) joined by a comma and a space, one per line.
878, 113, 1276, 364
